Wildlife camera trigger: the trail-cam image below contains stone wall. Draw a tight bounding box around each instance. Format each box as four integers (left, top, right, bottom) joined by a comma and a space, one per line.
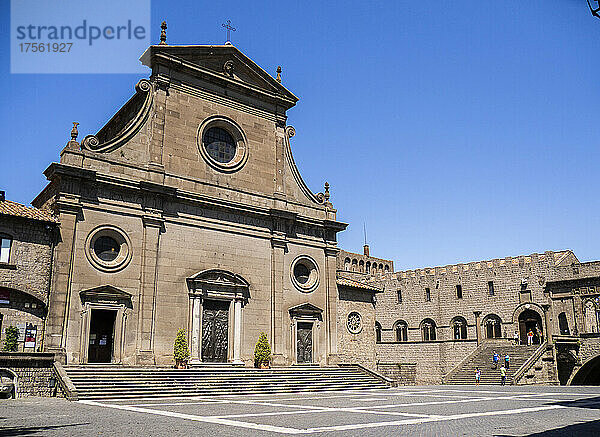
0, 353, 57, 397
376, 362, 416, 385
336, 286, 376, 369
377, 340, 477, 384
0, 215, 54, 350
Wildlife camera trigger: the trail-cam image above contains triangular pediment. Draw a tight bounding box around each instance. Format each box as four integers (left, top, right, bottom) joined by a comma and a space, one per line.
140, 45, 298, 108
288, 303, 323, 319
187, 269, 250, 289
79, 285, 133, 304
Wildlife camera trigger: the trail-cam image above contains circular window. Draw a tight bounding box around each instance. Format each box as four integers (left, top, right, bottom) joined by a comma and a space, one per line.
85, 225, 132, 273
291, 256, 319, 292
347, 312, 362, 334
197, 116, 248, 172
203, 127, 236, 164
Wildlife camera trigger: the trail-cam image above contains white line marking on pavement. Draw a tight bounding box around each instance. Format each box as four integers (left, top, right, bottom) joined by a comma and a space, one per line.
303, 405, 567, 433
78, 400, 304, 434
79, 399, 568, 435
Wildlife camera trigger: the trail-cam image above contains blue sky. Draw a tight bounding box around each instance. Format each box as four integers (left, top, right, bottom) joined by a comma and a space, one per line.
1, 1, 599, 269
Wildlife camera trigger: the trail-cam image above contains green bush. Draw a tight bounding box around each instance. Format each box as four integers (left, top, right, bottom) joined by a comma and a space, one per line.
3, 326, 19, 352
173, 328, 190, 361
254, 332, 271, 366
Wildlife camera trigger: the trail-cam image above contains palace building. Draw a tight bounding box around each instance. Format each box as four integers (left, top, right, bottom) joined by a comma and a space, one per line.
1, 35, 599, 386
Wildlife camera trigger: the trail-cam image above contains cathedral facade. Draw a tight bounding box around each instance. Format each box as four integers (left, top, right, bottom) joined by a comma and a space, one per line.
25, 42, 375, 367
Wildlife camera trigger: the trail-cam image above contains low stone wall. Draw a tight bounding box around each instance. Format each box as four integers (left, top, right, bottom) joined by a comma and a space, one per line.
0, 352, 57, 397
376, 362, 416, 385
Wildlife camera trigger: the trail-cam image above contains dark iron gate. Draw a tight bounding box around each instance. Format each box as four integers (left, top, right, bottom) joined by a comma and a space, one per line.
296, 322, 313, 363
201, 300, 229, 362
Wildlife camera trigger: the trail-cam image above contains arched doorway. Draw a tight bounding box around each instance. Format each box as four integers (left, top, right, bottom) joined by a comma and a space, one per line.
570, 355, 600, 385
519, 309, 543, 345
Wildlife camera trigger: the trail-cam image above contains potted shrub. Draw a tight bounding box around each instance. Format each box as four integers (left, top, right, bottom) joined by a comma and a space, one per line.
3, 326, 19, 352
173, 328, 190, 369
254, 332, 271, 368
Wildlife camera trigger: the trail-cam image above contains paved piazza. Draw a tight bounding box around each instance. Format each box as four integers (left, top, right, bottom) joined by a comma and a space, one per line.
2, 386, 600, 436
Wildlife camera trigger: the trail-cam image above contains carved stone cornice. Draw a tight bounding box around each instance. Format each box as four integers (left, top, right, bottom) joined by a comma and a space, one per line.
142, 215, 165, 229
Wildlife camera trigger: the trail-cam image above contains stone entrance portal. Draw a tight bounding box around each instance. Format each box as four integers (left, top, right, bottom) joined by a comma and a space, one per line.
201, 300, 229, 362
187, 269, 250, 364
519, 309, 543, 344
296, 322, 313, 364
88, 309, 116, 363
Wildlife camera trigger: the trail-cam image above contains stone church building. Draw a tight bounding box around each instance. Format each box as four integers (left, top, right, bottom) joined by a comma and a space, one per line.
1, 37, 599, 385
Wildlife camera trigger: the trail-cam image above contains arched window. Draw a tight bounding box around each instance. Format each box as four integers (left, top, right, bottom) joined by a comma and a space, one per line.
421, 318, 437, 341
394, 320, 408, 342
0, 234, 12, 264
484, 314, 502, 339
384, 265, 390, 272
351, 259, 358, 272
365, 262, 371, 274
375, 322, 382, 343
558, 312, 570, 335
372, 264, 377, 274
451, 316, 468, 340
344, 258, 350, 271
379, 263, 384, 271
359, 260, 364, 273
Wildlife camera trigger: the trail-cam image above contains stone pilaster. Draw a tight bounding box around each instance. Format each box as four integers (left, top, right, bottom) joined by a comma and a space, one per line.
473, 311, 482, 346
135, 214, 163, 365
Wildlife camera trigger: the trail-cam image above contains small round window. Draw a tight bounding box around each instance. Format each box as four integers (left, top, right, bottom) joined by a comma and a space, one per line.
85, 225, 132, 273
197, 116, 248, 173
347, 312, 363, 334
203, 127, 236, 164
291, 256, 319, 292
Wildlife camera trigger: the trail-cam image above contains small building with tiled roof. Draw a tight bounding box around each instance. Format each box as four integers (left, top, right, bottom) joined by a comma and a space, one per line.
0, 191, 58, 352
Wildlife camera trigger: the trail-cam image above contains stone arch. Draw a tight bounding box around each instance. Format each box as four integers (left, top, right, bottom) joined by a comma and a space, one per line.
556, 348, 578, 385
482, 313, 502, 339
558, 312, 570, 335
365, 261, 371, 274
359, 260, 364, 273
511, 302, 545, 324
344, 258, 350, 271
351, 259, 358, 272
420, 318, 437, 341
375, 321, 382, 343
570, 354, 600, 385
451, 316, 468, 340
393, 320, 408, 342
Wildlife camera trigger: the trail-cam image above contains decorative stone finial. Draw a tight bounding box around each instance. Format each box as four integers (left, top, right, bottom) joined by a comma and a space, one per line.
324, 182, 330, 202
160, 21, 167, 45
276, 66, 282, 83
70, 122, 79, 141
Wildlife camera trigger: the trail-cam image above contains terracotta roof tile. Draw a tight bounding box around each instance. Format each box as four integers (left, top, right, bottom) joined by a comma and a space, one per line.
336, 277, 383, 292
0, 200, 58, 223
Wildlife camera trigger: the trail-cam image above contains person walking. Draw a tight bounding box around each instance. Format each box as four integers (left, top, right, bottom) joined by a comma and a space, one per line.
500, 365, 507, 386
492, 351, 499, 369
527, 330, 534, 345
475, 367, 481, 386
504, 353, 510, 370
513, 330, 519, 345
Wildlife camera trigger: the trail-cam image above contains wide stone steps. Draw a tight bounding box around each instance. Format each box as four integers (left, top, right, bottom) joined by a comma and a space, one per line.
445, 344, 539, 385
64, 366, 390, 400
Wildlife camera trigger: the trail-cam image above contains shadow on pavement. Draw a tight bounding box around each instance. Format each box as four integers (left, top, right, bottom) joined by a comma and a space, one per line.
497, 419, 600, 437
549, 396, 600, 410
0, 423, 89, 436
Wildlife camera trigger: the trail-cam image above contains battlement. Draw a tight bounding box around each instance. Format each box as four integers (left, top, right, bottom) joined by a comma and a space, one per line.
389, 250, 578, 280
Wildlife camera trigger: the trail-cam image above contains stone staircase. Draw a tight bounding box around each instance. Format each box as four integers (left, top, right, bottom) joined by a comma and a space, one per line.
444, 341, 540, 385
63, 365, 391, 400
